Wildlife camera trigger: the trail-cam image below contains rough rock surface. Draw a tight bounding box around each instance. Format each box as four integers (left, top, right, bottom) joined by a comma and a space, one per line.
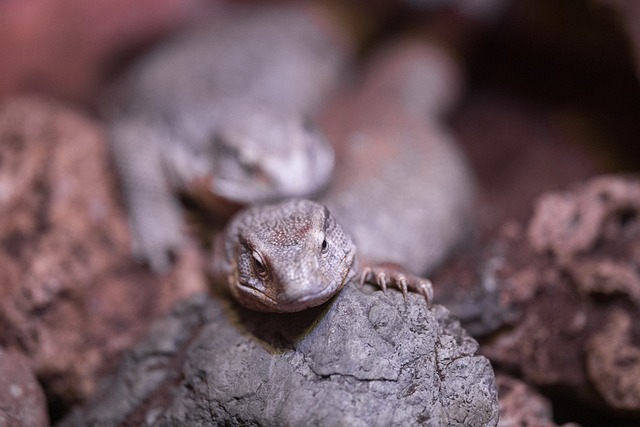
61, 283, 499, 427
437, 174, 640, 422
0, 347, 49, 427
496, 374, 579, 427
0, 97, 206, 412
586, 309, 640, 411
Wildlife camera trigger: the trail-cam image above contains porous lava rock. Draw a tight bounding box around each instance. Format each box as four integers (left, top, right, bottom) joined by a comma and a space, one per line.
438, 174, 640, 420
0, 347, 49, 427
0, 97, 205, 412
61, 284, 499, 427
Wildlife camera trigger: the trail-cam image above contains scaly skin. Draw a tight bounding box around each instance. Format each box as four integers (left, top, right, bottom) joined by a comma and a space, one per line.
211, 199, 433, 313
106, 3, 348, 272
318, 40, 474, 276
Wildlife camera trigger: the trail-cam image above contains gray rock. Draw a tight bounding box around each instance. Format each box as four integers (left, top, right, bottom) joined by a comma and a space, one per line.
61, 284, 498, 427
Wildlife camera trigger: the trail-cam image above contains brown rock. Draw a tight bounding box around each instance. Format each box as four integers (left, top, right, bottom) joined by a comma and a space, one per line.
586, 309, 640, 411
438, 174, 640, 422
0, 348, 49, 427
497, 374, 579, 427
490, 176, 640, 413
0, 97, 206, 413
527, 176, 640, 305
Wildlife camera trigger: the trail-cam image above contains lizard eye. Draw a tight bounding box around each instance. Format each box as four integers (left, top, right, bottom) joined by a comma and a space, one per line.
251, 250, 268, 278
320, 207, 332, 255
320, 237, 328, 254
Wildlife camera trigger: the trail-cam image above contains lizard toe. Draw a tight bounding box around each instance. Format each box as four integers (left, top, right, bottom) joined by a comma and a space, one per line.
360, 264, 433, 307
396, 274, 409, 300
376, 271, 389, 292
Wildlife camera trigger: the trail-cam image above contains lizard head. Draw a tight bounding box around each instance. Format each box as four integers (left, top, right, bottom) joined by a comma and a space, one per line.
208, 108, 334, 204
223, 199, 357, 312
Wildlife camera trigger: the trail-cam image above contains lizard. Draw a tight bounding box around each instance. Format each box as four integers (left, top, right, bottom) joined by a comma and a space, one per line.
318, 38, 474, 277
210, 199, 433, 313
104, 2, 351, 273
208, 39, 474, 313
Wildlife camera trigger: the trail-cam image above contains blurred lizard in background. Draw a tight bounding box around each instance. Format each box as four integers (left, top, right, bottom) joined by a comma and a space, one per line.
319, 37, 474, 277
210, 37, 475, 312
105, 2, 352, 273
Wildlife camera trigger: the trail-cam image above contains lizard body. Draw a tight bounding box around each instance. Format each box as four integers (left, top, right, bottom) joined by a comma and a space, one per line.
106, 3, 349, 272
211, 40, 472, 313
319, 40, 473, 276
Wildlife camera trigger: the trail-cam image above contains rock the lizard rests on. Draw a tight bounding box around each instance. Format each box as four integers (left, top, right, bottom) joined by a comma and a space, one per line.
318, 38, 475, 276
211, 199, 433, 313
58, 284, 499, 427
105, 3, 351, 273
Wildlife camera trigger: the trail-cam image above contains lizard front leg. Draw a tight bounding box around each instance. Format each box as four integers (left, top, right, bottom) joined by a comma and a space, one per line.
359, 263, 434, 307
109, 116, 185, 273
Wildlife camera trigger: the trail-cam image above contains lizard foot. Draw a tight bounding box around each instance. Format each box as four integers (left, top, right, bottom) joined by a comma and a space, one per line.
129, 202, 185, 274
359, 264, 433, 307
131, 229, 181, 275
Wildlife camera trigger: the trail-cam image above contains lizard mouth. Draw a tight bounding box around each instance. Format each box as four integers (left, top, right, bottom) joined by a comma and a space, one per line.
236, 276, 343, 313
292, 280, 343, 304
235, 283, 278, 305
288, 249, 357, 307
234, 248, 357, 313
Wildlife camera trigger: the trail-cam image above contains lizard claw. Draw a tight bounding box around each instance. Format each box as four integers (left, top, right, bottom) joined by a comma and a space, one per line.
377, 271, 389, 292
396, 274, 409, 300
360, 267, 390, 293
359, 266, 371, 288
359, 264, 433, 307
418, 278, 434, 305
